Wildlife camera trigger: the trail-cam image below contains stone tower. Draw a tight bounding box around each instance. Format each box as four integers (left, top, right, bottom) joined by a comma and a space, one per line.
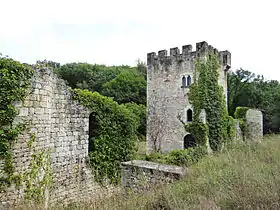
146, 41, 231, 154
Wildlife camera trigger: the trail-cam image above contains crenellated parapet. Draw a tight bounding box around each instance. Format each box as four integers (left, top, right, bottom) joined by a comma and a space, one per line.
147, 41, 231, 70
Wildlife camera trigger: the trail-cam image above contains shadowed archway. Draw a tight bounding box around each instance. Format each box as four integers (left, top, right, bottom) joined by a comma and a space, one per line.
184, 134, 196, 149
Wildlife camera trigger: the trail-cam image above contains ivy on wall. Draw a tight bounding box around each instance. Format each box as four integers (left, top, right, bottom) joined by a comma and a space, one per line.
24, 145, 53, 203
234, 106, 249, 135
0, 56, 34, 189
187, 53, 233, 151
71, 88, 138, 184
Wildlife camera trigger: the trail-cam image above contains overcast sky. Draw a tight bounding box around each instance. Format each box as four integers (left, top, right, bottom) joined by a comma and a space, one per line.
1, 0, 279, 80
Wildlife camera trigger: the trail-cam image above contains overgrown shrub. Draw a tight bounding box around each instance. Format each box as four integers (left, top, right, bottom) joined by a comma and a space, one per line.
234, 106, 249, 133
143, 152, 166, 163
140, 146, 207, 167
234, 106, 249, 120
165, 146, 208, 166
124, 102, 146, 140
71, 89, 138, 184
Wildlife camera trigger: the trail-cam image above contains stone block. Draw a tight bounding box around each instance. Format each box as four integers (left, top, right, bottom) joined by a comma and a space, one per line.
245, 109, 263, 143
18, 108, 29, 116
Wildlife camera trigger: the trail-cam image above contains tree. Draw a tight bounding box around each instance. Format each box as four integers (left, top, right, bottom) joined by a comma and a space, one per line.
102, 70, 146, 105
136, 59, 147, 80
228, 69, 280, 133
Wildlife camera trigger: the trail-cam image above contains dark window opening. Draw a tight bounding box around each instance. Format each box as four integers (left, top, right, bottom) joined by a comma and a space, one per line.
89, 112, 98, 152
223, 55, 227, 65
187, 75, 191, 87
184, 134, 196, 149
187, 109, 193, 122
181, 76, 186, 88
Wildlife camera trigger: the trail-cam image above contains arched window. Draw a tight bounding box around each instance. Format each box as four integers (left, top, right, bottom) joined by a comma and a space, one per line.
184, 134, 196, 149
187, 109, 193, 122
187, 75, 191, 87
182, 76, 186, 88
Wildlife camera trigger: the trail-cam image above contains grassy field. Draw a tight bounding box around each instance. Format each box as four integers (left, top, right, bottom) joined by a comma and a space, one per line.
87, 135, 280, 209
14, 135, 280, 209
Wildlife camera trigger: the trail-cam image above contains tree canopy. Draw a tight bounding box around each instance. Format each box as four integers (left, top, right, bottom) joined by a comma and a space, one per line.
228, 68, 280, 133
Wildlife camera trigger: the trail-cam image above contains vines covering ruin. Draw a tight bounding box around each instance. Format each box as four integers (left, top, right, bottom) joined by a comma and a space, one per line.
71, 88, 138, 184
187, 53, 234, 151
0, 55, 34, 189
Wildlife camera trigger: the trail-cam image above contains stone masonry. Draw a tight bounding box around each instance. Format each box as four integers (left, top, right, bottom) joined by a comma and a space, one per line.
0, 68, 118, 209
245, 109, 263, 143
121, 160, 187, 193
146, 41, 231, 153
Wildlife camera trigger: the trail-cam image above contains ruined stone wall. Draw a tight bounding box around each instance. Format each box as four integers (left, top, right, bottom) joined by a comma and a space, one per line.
245, 109, 263, 143
0, 68, 117, 208
147, 41, 231, 153
121, 160, 187, 193
234, 119, 244, 142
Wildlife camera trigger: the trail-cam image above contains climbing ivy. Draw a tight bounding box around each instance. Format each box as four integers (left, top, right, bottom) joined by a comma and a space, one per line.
234, 106, 249, 134
24, 140, 53, 204
0, 56, 34, 189
188, 53, 233, 151
71, 88, 138, 184
185, 122, 208, 146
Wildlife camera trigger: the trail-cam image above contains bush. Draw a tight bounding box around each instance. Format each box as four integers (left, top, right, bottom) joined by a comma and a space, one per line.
234, 106, 249, 120
234, 106, 249, 134
124, 102, 146, 140
143, 152, 166, 163
71, 89, 138, 184
165, 146, 208, 166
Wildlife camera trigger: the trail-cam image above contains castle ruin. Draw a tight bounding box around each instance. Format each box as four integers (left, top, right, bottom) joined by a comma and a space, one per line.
146, 41, 231, 153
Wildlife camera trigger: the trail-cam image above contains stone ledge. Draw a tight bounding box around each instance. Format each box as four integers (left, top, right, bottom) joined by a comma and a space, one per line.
121, 160, 187, 176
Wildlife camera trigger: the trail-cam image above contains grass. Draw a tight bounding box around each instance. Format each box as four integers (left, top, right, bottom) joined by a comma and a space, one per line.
136, 141, 146, 157
89, 135, 280, 209
11, 135, 280, 209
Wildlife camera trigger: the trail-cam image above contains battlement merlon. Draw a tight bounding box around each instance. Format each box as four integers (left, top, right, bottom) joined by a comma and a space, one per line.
219, 50, 231, 70
147, 41, 231, 68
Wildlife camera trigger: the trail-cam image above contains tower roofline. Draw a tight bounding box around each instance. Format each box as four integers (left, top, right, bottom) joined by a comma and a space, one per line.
147, 41, 231, 67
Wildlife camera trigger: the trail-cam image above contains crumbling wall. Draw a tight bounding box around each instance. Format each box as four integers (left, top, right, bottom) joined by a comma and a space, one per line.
121, 160, 187, 193
0, 68, 117, 209
147, 41, 231, 153
245, 109, 263, 143
234, 119, 243, 142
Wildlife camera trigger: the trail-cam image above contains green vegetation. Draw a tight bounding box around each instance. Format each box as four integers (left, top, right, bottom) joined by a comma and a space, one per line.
1, 51, 280, 208
0, 55, 34, 189
234, 106, 250, 134
136, 142, 207, 167
71, 135, 280, 209
24, 142, 53, 203
102, 70, 146, 105
55, 61, 147, 139
188, 53, 231, 151
228, 69, 280, 133
71, 89, 138, 184
124, 102, 146, 140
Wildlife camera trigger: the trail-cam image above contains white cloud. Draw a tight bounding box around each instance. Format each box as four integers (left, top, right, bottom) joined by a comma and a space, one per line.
0, 0, 279, 80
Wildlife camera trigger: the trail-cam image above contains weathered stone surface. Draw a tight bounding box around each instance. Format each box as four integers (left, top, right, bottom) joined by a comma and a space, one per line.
121, 160, 187, 193
147, 42, 231, 153
234, 119, 243, 142
245, 109, 263, 143
0, 68, 118, 209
